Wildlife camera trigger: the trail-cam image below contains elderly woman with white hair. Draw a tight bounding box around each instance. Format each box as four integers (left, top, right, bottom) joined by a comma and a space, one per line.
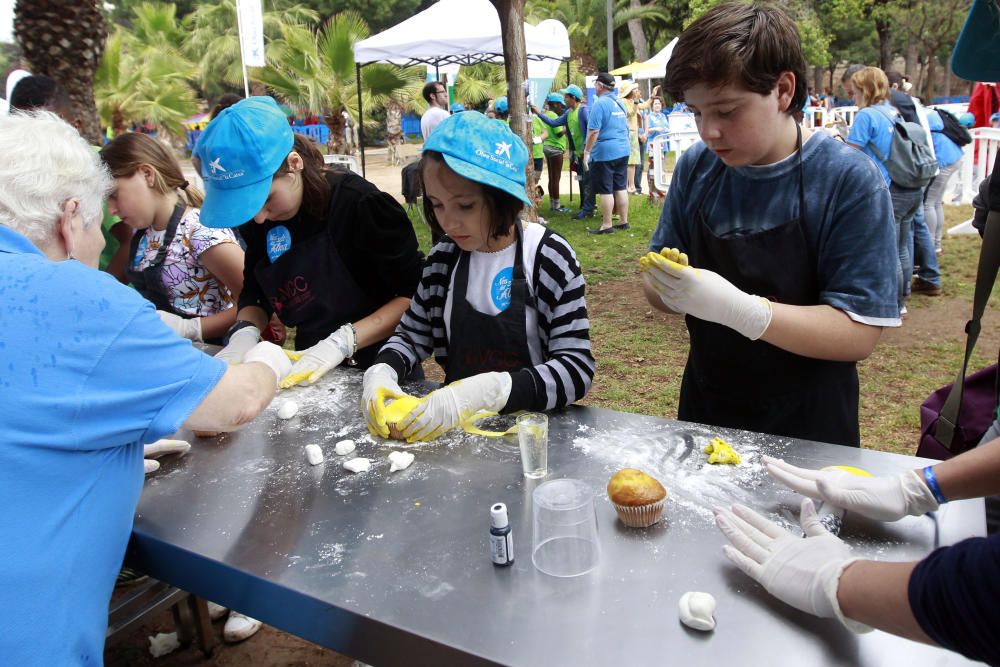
0, 112, 291, 665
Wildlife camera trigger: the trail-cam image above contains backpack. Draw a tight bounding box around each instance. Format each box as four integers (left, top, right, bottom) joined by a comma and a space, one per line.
935, 108, 973, 147
869, 105, 938, 189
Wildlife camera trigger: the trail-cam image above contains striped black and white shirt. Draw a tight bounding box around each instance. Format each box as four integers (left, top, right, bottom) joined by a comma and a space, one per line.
375, 223, 595, 413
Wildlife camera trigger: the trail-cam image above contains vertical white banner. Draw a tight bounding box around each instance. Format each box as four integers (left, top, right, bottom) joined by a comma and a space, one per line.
237, 0, 266, 68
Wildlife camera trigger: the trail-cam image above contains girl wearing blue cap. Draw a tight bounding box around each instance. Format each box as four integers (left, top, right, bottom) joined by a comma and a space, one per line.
195, 97, 424, 387
542, 92, 570, 213
361, 111, 595, 441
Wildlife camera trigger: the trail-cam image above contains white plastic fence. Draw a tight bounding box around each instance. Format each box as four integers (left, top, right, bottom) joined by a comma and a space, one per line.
956, 127, 1000, 204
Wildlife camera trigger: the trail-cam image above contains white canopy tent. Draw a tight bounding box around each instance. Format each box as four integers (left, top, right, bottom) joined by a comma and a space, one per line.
352, 0, 570, 174
632, 37, 678, 81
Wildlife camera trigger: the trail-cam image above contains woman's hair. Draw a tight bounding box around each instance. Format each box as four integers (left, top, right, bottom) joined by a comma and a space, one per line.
850, 67, 889, 108
665, 3, 808, 115
274, 134, 330, 221
650, 96, 664, 109
210, 93, 244, 120
0, 111, 111, 246
418, 150, 524, 241
100, 133, 204, 208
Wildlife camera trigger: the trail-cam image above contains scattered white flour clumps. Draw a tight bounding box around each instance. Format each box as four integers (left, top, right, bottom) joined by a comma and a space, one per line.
388, 451, 415, 472
305, 444, 324, 466
678, 592, 716, 631
277, 400, 299, 420
343, 457, 371, 473
334, 439, 356, 456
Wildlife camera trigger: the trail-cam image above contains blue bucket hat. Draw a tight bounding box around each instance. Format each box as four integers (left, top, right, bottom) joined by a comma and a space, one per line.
194, 96, 295, 228
546, 92, 565, 105
951, 0, 1000, 82
561, 84, 584, 101
493, 96, 509, 114
423, 111, 532, 207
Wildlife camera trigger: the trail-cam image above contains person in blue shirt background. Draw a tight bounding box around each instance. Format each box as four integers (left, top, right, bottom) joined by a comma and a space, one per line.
0, 111, 290, 665
924, 108, 966, 255
583, 72, 631, 234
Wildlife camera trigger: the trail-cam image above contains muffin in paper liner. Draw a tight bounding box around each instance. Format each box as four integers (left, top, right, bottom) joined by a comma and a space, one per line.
611, 499, 665, 528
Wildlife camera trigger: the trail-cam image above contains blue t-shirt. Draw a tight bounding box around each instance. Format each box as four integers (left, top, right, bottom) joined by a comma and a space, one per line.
909, 534, 1000, 666
926, 109, 965, 168
649, 132, 900, 324
587, 92, 629, 162
0, 226, 226, 665
846, 102, 897, 186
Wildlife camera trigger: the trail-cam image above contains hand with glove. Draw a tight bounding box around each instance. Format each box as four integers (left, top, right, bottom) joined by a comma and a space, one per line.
399, 372, 512, 442
764, 456, 939, 522
142, 438, 192, 475
157, 310, 203, 342
243, 341, 293, 387
715, 499, 870, 633
215, 324, 261, 365
280, 324, 356, 388
361, 363, 407, 437
641, 247, 772, 340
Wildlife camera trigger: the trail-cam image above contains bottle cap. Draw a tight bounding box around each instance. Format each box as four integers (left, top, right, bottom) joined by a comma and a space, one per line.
490, 502, 509, 529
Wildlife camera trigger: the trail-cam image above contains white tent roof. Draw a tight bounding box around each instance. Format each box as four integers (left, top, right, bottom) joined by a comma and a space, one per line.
353, 0, 569, 66
633, 37, 678, 81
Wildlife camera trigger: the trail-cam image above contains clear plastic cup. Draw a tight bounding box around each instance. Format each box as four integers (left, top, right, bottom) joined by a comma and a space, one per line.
531, 478, 600, 577
517, 413, 548, 479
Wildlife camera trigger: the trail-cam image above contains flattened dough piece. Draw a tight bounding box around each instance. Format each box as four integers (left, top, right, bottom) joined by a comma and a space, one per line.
388, 450, 415, 472
343, 457, 371, 473
678, 591, 716, 631
277, 400, 299, 420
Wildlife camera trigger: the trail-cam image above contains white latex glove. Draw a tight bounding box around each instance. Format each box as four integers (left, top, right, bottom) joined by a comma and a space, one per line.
361, 363, 403, 437
142, 439, 192, 475
157, 310, 203, 342
279, 324, 355, 388
582, 151, 591, 171
716, 500, 871, 633
765, 456, 939, 522
399, 372, 512, 442
243, 341, 292, 387
643, 253, 772, 340
215, 326, 261, 365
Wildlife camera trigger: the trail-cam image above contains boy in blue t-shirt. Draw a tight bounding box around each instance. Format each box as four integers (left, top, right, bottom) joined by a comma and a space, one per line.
643, 2, 899, 447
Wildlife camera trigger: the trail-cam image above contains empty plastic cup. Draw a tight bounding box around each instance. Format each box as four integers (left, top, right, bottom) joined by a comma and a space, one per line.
531, 478, 600, 577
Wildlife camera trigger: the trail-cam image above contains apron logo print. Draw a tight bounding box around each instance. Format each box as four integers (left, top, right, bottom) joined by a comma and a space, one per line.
491, 267, 513, 311
133, 235, 149, 269
266, 226, 292, 263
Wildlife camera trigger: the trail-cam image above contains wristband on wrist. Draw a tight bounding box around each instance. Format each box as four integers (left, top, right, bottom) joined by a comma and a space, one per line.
922, 466, 948, 504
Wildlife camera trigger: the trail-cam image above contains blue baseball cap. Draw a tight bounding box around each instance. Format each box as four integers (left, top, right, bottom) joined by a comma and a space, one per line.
546, 92, 565, 105
194, 96, 294, 228
951, 0, 1000, 82
561, 84, 584, 101
961, 112, 976, 127
992, 112, 1000, 124
450, 102, 466, 113
423, 111, 532, 207
494, 96, 508, 114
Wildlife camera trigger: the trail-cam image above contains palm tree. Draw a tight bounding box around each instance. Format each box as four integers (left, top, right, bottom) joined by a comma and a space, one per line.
183, 0, 319, 101
95, 28, 199, 139
255, 11, 422, 154
14, 0, 107, 143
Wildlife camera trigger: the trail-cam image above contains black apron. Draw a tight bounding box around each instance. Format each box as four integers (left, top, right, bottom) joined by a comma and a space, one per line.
126, 202, 185, 313
678, 128, 860, 446
444, 223, 536, 385
253, 172, 380, 366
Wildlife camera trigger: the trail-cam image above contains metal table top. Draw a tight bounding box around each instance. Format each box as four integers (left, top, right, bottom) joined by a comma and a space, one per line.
128, 369, 984, 666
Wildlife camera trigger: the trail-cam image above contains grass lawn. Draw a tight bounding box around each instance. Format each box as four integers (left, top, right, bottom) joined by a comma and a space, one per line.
408, 187, 993, 456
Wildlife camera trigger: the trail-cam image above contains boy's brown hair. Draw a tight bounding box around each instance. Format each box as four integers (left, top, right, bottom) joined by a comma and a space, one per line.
664, 3, 807, 115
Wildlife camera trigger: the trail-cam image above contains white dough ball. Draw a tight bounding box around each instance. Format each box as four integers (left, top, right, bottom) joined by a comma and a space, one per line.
277, 400, 299, 420
305, 444, 324, 466
678, 591, 716, 632
334, 439, 356, 456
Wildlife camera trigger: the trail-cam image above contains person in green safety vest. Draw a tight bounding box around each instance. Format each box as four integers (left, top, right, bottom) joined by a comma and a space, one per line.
542, 93, 570, 213
532, 84, 595, 219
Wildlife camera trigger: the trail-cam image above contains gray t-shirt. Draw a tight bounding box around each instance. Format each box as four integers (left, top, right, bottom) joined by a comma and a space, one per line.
421, 106, 450, 140
650, 131, 900, 325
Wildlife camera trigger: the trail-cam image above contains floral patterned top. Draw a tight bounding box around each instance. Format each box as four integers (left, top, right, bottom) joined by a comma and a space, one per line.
131, 207, 238, 317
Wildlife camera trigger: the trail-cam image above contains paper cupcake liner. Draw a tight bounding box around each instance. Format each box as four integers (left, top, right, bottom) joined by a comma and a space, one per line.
612, 499, 664, 528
